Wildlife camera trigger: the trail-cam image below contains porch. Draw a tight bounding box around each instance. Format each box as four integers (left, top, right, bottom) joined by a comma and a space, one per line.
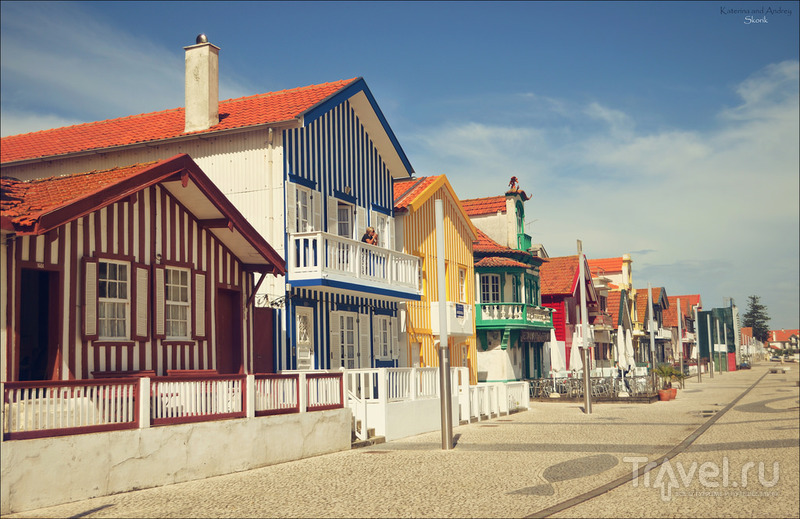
333, 367, 530, 442
287, 232, 421, 299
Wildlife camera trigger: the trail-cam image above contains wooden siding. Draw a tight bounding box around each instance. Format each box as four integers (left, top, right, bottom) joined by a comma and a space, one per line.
275, 290, 397, 371
400, 188, 478, 385
284, 100, 395, 212
4, 184, 255, 381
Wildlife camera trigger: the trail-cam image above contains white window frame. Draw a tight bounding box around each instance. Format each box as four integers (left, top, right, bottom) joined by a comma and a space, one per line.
98, 259, 130, 340
480, 274, 501, 303
165, 266, 191, 340
296, 185, 312, 232
337, 201, 353, 239
458, 267, 467, 303
374, 315, 392, 360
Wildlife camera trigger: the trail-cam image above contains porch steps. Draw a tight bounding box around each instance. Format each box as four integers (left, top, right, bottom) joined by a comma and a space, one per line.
351, 426, 385, 449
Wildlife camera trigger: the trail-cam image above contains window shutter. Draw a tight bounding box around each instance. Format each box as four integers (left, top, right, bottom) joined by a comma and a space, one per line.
311, 191, 322, 232
391, 316, 399, 360
359, 313, 371, 368
329, 311, 341, 369
132, 263, 149, 341
372, 314, 380, 359
286, 182, 297, 233
383, 216, 390, 251
153, 265, 166, 339
82, 257, 99, 341
326, 196, 338, 234
356, 206, 366, 241
193, 270, 207, 339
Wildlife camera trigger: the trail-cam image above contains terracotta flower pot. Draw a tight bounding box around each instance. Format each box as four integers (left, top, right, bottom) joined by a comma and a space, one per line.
669, 387, 677, 399
658, 389, 671, 401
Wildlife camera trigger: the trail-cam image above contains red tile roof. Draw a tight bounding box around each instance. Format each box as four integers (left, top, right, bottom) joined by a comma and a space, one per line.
2, 162, 157, 229
393, 176, 440, 210
1, 79, 359, 164
475, 257, 530, 269
769, 329, 799, 342
460, 196, 507, 217
588, 257, 623, 277
539, 255, 579, 296
473, 229, 512, 254
607, 291, 622, 327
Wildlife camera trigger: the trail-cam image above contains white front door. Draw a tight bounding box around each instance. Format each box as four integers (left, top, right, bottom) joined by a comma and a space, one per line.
411, 342, 421, 368
296, 307, 314, 370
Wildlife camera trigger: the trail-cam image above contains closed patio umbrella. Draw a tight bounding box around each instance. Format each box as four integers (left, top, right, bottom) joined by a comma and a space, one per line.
569, 328, 584, 372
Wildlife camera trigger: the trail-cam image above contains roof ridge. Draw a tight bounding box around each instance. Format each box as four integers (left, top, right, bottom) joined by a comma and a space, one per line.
0, 78, 358, 142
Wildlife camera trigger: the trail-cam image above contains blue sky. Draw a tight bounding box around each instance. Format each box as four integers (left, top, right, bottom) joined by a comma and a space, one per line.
2, 1, 798, 329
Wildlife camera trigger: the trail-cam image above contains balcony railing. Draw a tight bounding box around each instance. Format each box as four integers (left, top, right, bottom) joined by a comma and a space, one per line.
476, 303, 552, 328
287, 232, 420, 297
517, 233, 532, 251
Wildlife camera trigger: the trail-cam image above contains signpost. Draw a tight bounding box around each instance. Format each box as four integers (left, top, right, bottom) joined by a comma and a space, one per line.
577, 240, 592, 415
435, 199, 453, 450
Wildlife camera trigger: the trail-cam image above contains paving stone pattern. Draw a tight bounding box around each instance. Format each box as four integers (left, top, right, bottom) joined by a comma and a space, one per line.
3, 364, 798, 519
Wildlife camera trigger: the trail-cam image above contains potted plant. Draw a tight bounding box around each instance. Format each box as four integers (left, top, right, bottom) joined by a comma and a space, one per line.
654, 363, 675, 401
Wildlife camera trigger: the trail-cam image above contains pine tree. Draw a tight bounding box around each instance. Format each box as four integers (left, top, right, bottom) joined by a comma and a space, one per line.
742, 295, 770, 343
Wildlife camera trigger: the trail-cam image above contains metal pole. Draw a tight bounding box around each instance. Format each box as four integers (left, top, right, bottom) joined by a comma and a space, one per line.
677, 298, 683, 388
724, 322, 728, 371
435, 199, 453, 450
578, 240, 592, 414
648, 283, 656, 389
707, 314, 714, 379
716, 318, 722, 374
694, 305, 701, 383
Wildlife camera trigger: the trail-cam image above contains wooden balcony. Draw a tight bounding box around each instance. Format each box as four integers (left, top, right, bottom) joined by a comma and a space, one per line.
476, 303, 553, 329
287, 232, 421, 300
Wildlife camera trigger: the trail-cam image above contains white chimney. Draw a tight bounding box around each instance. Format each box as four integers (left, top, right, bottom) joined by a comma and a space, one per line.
184, 35, 219, 133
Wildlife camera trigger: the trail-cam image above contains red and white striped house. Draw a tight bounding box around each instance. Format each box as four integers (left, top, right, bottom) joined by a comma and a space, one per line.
1, 154, 285, 382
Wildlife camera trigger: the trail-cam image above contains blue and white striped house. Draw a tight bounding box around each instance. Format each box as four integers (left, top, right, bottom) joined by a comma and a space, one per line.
1, 38, 422, 375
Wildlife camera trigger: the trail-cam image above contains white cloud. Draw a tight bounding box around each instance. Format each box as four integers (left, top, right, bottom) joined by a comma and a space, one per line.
0, 2, 251, 136
409, 61, 799, 327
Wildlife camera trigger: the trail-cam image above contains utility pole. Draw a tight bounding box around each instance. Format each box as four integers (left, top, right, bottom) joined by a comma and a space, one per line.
577, 240, 592, 415
677, 298, 683, 388
694, 305, 701, 383
435, 199, 453, 450
648, 283, 656, 389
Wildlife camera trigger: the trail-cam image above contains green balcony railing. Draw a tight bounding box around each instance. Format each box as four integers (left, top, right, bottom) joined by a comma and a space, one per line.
517, 233, 532, 251
476, 303, 552, 328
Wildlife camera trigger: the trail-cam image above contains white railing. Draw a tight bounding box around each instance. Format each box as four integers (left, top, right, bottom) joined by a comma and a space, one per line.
253, 374, 299, 416
150, 376, 245, 424
288, 232, 421, 295
4, 373, 344, 441
3, 380, 139, 440
333, 367, 528, 440
306, 373, 344, 411
479, 303, 551, 327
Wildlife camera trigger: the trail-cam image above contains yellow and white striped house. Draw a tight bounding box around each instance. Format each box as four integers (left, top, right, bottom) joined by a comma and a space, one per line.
393, 176, 479, 385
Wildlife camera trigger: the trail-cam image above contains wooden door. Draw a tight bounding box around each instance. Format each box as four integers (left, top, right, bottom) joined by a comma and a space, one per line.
215, 288, 242, 374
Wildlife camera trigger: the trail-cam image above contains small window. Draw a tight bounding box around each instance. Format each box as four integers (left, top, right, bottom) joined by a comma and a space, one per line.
458, 267, 467, 303
165, 267, 190, 339
98, 260, 129, 339
296, 186, 311, 232
337, 202, 352, 238
481, 274, 500, 303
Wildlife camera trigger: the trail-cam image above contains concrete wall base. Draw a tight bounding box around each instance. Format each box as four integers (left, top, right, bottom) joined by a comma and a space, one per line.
1, 409, 351, 515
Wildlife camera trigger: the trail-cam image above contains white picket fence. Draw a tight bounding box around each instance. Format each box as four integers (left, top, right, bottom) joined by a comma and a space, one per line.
319, 367, 530, 442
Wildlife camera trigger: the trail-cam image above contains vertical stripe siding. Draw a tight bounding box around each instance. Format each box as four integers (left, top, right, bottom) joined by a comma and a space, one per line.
4, 184, 257, 381
285, 101, 394, 209
403, 188, 478, 384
